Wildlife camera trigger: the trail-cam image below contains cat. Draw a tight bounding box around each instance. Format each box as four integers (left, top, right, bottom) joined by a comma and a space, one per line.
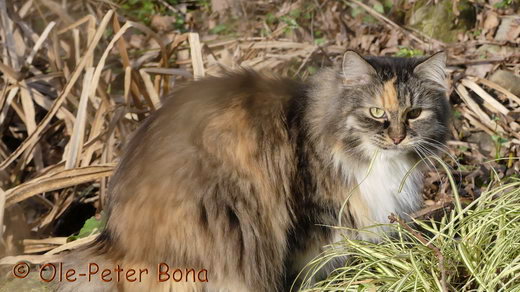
54, 51, 450, 292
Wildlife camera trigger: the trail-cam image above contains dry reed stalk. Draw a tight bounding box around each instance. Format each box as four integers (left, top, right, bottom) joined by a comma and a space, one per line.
0, 10, 115, 170
5, 164, 114, 207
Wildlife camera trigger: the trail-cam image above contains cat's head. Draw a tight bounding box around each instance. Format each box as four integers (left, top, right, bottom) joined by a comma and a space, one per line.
308, 51, 451, 162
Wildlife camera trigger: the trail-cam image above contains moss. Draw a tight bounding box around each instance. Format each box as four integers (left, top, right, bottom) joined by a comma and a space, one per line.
408, 0, 476, 43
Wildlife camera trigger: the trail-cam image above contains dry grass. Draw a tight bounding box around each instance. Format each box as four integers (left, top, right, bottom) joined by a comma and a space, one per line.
0, 0, 519, 289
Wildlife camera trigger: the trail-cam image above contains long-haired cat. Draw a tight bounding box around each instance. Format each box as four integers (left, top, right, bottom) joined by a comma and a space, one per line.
55, 51, 450, 291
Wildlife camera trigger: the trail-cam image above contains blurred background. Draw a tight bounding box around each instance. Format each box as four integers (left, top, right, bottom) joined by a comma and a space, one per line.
0, 0, 519, 288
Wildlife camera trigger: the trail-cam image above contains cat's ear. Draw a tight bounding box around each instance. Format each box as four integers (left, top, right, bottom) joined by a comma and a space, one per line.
342, 51, 377, 85
413, 52, 447, 89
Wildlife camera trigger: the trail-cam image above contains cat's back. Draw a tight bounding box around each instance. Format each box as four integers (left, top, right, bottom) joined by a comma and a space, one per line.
157, 69, 304, 137
60, 71, 308, 292
108, 70, 304, 207
137, 71, 299, 142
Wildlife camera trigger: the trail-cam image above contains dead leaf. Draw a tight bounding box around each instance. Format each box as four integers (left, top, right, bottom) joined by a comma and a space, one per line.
151, 15, 175, 32
483, 11, 499, 32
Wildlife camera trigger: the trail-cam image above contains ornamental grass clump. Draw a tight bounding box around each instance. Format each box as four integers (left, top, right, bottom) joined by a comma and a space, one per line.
300, 169, 520, 291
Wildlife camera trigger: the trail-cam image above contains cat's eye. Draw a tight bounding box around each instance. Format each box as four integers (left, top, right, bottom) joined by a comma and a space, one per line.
407, 108, 422, 119
369, 107, 386, 119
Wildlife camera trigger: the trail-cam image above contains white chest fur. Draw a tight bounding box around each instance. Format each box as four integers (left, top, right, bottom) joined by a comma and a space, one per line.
348, 153, 423, 240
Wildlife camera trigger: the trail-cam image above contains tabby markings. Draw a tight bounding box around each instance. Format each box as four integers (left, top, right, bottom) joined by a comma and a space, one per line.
381, 77, 398, 112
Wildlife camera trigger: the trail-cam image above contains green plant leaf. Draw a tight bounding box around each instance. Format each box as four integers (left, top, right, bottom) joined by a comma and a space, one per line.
68, 213, 105, 241
373, 2, 385, 14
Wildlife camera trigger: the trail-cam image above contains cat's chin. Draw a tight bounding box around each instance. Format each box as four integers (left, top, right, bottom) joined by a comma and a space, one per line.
366, 144, 413, 160
380, 148, 411, 159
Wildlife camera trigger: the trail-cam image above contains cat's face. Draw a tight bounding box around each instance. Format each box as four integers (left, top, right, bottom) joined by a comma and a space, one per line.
321, 52, 451, 161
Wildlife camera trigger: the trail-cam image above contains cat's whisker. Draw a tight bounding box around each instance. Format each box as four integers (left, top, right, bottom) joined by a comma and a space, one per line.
420, 137, 456, 159
412, 147, 435, 172
416, 139, 463, 184
416, 143, 463, 192
414, 144, 443, 180
409, 137, 457, 171
415, 146, 439, 173
420, 137, 462, 169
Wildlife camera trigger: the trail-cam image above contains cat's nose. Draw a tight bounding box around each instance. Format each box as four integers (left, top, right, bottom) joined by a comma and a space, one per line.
391, 135, 405, 145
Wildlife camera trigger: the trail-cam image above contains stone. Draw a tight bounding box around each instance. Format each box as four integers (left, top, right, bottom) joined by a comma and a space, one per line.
495, 15, 520, 41
489, 70, 520, 97
408, 0, 476, 43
